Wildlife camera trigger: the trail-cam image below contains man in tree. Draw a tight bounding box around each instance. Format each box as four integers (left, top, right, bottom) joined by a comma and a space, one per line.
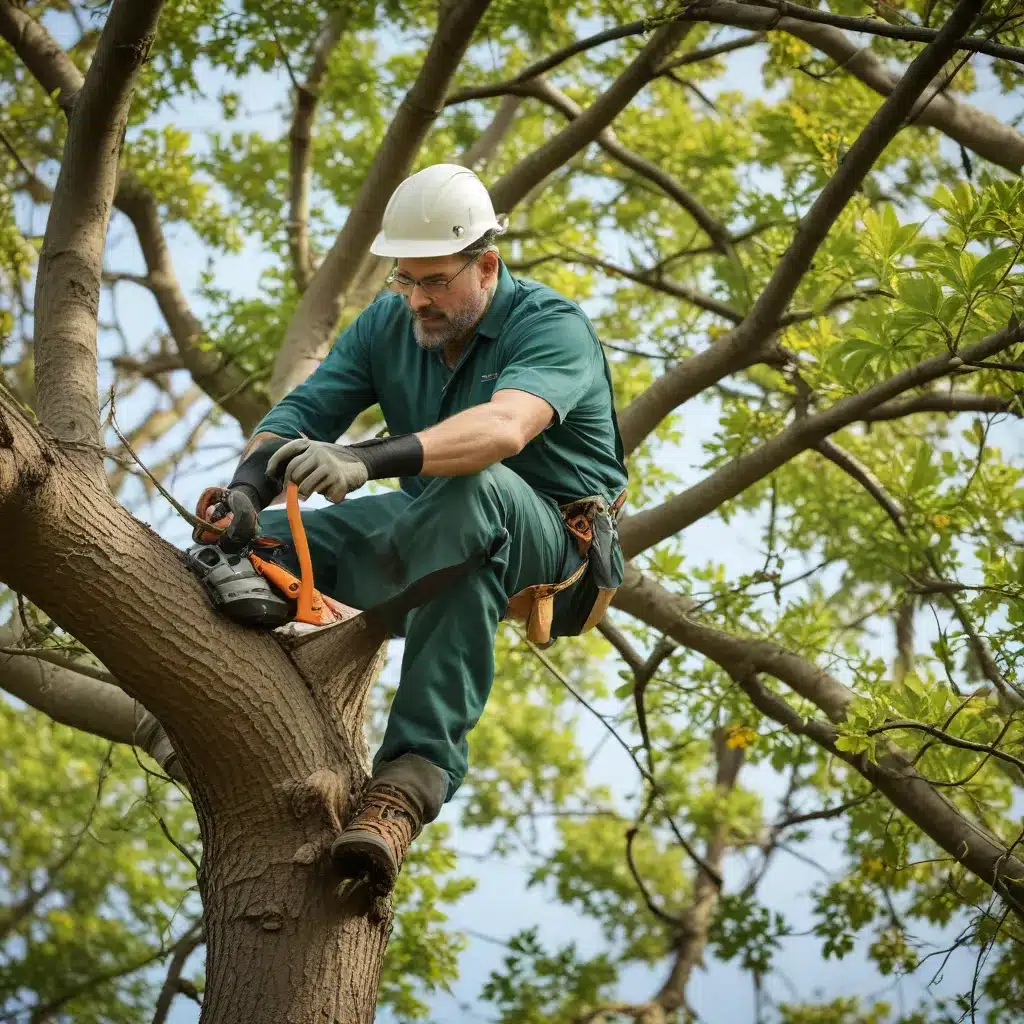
193, 163, 628, 893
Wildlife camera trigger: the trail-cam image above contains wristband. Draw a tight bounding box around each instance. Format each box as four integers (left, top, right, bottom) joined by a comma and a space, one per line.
348, 433, 424, 480
229, 436, 293, 511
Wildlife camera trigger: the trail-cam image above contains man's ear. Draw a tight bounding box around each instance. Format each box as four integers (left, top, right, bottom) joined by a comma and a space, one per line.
479, 250, 500, 285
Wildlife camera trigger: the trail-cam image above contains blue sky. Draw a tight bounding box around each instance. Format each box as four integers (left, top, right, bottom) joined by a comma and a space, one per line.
10, 8, 1024, 1022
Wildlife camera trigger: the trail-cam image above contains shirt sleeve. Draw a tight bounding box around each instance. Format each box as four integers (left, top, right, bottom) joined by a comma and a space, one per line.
493, 308, 598, 423
252, 308, 376, 442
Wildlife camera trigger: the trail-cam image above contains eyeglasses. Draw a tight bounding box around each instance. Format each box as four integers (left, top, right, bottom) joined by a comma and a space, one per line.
386, 253, 480, 299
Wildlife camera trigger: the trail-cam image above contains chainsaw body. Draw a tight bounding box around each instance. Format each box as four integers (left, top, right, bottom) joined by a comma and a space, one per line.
187, 482, 353, 630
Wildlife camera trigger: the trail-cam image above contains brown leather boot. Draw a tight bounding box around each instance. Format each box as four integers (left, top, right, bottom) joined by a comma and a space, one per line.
331, 755, 448, 894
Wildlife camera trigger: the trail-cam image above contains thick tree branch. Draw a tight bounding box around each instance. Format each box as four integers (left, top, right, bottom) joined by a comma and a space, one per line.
288, 7, 347, 293
2, 4, 265, 432
620, 320, 1023, 558
0, 626, 184, 780
613, 569, 1024, 920
781, 19, 1024, 174
480, 77, 732, 252
151, 921, 205, 1024
488, 23, 694, 216
745, 0, 1024, 65
0, 3, 83, 112
866, 391, 1023, 421
29, 0, 164, 447
461, 93, 523, 171
725, 0, 985, 355
653, 729, 743, 1014
271, 0, 496, 404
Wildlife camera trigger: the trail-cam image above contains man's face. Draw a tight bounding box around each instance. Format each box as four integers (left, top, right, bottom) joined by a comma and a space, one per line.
392, 251, 498, 350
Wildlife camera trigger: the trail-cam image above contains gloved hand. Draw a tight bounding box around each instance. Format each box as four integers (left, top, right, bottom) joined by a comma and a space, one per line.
267, 439, 370, 503
192, 486, 258, 552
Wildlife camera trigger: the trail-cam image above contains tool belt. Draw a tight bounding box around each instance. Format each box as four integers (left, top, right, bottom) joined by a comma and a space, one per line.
506, 490, 626, 646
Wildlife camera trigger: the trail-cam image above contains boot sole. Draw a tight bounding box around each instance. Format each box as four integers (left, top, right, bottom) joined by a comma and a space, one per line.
331, 831, 399, 894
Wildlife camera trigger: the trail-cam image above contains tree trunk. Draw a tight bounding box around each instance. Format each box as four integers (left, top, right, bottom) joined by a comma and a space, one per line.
0, 390, 393, 1022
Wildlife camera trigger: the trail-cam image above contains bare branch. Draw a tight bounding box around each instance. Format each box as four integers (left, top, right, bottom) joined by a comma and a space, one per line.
110, 352, 186, 379
653, 728, 744, 1013
613, 568, 1024, 921
598, 619, 647, 676
461, 93, 523, 171
0, 625, 183, 780
569, 253, 742, 319
620, 319, 1023, 558
486, 77, 732, 252
27, 0, 165, 446
0, 3, 83, 112
656, 31, 766, 74
706, 0, 1024, 63
725, 0, 985, 355
866, 391, 1023, 421
288, 7, 347, 293
444, 20, 668, 105
2, 4, 265, 432
151, 922, 205, 1024
0, 128, 54, 202
488, 23, 694, 215
867, 719, 1024, 775
106, 385, 204, 494
272, 0, 496, 403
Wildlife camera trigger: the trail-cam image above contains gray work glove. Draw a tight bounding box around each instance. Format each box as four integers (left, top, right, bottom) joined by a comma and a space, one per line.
266, 439, 369, 503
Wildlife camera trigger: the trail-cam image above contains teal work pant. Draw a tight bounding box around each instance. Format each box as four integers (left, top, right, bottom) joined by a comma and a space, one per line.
257, 465, 586, 802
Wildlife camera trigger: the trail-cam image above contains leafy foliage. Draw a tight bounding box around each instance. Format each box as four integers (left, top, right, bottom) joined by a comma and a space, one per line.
2, 0, 1024, 1021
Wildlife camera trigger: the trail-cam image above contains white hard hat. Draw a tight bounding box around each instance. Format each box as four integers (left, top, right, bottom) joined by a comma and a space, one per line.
370, 163, 505, 258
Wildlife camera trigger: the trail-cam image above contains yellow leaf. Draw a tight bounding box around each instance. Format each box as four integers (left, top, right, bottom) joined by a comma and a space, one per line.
726, 725, 757, 749
932, 513, 951, 529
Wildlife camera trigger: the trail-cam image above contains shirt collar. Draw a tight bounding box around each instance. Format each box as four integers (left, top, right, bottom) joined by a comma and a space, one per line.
476, 261, 515, 340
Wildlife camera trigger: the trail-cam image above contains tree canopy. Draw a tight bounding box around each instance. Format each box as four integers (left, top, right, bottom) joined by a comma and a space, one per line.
1, 0, 1023, 1020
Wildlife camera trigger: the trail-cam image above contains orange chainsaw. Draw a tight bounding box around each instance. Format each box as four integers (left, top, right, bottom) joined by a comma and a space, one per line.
186, 481, 353, 629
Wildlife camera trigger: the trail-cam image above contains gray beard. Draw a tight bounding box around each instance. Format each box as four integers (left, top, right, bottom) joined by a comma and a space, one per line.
412, 289, 493, 351
412, 305, 481, 350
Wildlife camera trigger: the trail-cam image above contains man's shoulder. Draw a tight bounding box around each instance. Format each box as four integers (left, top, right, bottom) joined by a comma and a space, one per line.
505, 274, 595, 333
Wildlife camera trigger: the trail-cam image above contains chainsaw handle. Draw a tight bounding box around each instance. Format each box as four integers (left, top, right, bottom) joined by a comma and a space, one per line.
285, 481, 321, 622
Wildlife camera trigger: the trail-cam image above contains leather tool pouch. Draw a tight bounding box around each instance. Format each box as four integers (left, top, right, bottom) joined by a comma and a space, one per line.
506, 491, 625, 647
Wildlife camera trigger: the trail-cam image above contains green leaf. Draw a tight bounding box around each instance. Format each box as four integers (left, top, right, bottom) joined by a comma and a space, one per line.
970, 247, 1017, 291
896, 274, 941, 314
835, 734, 869, 754
909, 443, 935, 492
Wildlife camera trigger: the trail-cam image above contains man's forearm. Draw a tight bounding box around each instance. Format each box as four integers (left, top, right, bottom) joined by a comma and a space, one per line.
417, 404, 525, 476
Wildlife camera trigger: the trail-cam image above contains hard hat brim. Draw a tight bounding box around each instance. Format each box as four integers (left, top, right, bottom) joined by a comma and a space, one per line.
369, 231, 478, 259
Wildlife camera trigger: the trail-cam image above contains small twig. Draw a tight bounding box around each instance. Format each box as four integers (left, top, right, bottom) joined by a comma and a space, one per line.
157, 816, 200, 873
107, 385, 226, 537
866, 720, 1024, 775
0, 644, 116, 685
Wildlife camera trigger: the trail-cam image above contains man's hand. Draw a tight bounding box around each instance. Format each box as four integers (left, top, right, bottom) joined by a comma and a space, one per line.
267, 439, 370, 503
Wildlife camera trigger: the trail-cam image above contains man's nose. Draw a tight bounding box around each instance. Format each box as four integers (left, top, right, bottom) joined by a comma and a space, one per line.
408, 286, 433, 311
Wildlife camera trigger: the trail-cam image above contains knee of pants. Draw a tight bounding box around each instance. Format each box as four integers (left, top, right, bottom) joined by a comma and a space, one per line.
420, 466, 504, 510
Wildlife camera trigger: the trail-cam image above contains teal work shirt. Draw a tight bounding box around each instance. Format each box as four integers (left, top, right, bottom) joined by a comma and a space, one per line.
254, 262, 628, 507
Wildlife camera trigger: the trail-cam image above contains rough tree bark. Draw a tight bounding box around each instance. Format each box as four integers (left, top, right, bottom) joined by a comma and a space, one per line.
0, 1, 396, 1019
